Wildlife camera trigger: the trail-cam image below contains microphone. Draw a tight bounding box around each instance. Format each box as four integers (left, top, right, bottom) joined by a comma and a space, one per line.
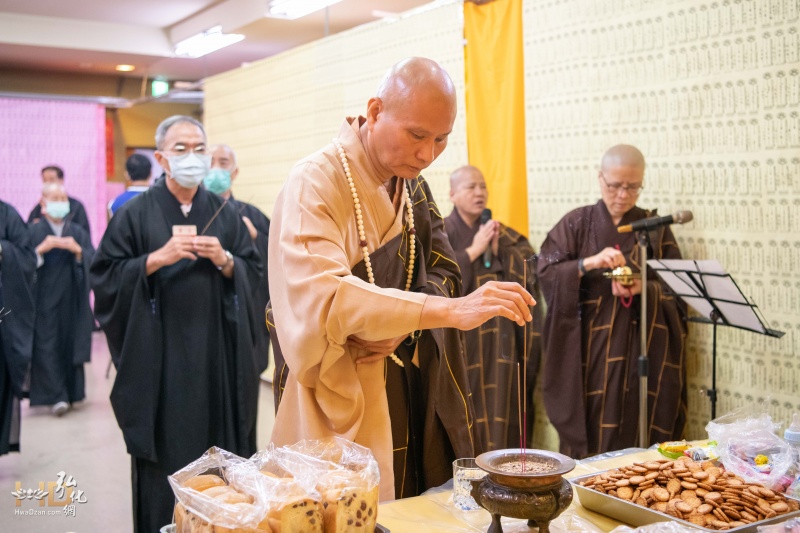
479, 208, 493, 268
618, 210, 693, 233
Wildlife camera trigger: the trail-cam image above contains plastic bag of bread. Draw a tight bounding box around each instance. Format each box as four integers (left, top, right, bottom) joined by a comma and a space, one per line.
257, 437, 380, 533
253, 460, 324, 533
169, 447, 271, 533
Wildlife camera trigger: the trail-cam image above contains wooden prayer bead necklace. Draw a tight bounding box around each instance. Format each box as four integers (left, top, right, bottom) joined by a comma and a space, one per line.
334, 138, 416, 367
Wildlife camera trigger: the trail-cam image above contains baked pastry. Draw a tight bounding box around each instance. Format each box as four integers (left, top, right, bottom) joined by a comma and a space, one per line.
320, 486, 378, 533
262, 497, 323, 533
184, 474, 227, 493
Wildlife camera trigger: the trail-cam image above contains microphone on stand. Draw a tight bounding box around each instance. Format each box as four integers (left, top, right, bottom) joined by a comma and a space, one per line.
618, 210, 693, 233
479, 208, 493, 268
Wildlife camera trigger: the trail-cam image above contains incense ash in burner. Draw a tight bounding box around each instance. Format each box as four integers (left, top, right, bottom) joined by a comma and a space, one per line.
496, 458, 558, 475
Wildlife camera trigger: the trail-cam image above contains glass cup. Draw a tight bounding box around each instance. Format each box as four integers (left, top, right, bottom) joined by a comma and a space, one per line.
452, 458, 487, 511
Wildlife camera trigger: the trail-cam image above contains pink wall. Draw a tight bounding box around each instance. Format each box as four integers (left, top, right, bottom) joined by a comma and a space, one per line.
0, 98, 107, 246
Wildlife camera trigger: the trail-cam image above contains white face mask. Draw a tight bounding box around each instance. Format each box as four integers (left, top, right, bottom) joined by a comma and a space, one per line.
167, 153, 211, 189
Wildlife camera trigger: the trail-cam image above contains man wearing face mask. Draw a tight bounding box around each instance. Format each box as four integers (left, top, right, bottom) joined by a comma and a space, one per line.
90, 116, 263, 533
205, 144, 271, 374
28, 183, 94, 418
28, 165, 92, 240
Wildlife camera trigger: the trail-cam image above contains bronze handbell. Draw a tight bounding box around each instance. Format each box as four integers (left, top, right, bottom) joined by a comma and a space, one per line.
603, 266, 640, 287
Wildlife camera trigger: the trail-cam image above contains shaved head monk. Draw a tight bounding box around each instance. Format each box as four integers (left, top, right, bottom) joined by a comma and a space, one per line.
537, 144, 688, 458
268, 57, 536, 500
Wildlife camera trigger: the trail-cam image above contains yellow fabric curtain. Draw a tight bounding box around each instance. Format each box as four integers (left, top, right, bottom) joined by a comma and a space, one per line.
463, 0, 528, 235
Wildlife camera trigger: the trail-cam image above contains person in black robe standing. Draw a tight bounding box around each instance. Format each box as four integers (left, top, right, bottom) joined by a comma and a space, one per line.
0, 199, 36, 455
29, 183, 94, 417
205, 143, 271, 373
90, 115, 263, 533
28, 165, 91, 240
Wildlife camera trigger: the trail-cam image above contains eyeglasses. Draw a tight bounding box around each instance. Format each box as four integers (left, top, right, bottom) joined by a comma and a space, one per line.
600, 173, 643, 195
163, 144, 206, 156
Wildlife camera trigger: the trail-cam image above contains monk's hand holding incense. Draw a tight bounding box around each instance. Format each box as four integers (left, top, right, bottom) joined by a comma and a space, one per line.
145, 235, 196, 275
349, 334, 407, 365
193, 236, 234, 278
421, 280, 535, 330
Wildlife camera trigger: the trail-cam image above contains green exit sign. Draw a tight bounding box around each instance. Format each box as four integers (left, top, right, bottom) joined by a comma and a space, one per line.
151, 80, 170, 97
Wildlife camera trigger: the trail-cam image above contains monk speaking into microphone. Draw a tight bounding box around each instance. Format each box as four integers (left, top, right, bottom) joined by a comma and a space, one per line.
537, 144, 688, 459
268, 57, 535, 501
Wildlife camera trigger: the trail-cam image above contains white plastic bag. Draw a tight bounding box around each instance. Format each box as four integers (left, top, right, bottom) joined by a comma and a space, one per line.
706, 404, 795, 491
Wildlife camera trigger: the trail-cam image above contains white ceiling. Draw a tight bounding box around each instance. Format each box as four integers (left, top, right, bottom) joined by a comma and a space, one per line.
0, 0, 433, 83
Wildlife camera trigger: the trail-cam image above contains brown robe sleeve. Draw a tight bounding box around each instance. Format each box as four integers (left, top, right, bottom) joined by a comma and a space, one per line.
537, 207, 593, 457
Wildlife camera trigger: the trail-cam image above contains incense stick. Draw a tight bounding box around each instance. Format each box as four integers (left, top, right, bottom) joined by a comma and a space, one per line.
201, 198, 229, 235
523, 257, 530, 472
517, 362, 523, 467
237, 194, 256, 214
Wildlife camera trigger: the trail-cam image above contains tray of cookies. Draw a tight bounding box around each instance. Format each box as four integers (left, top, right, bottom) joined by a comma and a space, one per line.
571, 457, 799, 533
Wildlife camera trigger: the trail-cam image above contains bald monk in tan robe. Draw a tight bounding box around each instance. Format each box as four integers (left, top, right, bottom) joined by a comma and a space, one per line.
268, 57, 536, 501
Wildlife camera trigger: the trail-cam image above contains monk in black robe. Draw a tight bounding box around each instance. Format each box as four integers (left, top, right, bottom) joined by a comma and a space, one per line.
29, 184, 94, 416
444, 165, 542, 451
206, 144, 271, 372
267, 59, 535, 501
28, 165, 91, 240
0, 200, 35, 455
90, 116, 263, 533
538, 145, 687, 458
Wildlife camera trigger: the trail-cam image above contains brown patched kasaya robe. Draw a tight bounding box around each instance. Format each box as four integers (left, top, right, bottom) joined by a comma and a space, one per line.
444, 209, 542, 452
267, 117, 477, 501
537, 200, 687, 458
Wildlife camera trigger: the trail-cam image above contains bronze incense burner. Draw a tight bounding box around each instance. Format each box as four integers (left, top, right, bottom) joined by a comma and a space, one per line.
469, 449, 575, 533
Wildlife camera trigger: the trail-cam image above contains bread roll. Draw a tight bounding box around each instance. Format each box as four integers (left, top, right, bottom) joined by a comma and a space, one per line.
202, 485, 254, 505
184, 474, 227, 492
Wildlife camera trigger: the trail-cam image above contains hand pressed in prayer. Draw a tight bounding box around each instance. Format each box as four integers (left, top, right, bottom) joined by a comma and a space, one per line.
612, 279, 642, 298
192, 236, 226, 267
349, 334, 407, 364
467, 220, 499, 262
585, 246, 625, 272
35, 235, 61, 255
58, 236, 82, 257
242, 216, 258, 240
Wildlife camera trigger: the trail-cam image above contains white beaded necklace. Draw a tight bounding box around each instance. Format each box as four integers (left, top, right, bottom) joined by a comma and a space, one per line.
334, 138, 416, 367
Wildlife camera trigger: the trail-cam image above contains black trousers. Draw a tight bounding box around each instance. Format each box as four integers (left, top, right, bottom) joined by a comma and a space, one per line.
132, 456, 174, 533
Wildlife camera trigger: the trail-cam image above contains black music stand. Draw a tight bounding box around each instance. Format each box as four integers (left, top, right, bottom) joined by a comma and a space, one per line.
647, 259, 784, 420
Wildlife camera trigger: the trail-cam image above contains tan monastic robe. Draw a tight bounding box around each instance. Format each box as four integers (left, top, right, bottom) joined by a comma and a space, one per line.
269, 118, 434, 500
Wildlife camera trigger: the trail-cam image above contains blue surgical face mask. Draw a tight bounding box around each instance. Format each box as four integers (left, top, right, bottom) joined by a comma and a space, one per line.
45, 200, 70, 220
203, 168, 232, 195
167, 152, 211, 189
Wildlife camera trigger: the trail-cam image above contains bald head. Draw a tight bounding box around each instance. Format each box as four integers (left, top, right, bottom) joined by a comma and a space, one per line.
364, 58, 458, 182
209, 144, 238, 170
449, 165, 488, 224
449, 165, 482, 191
42, 182, 67, 201
376, 57, 456, 114
598, 144, 645, 222
600, 144, 646, 173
